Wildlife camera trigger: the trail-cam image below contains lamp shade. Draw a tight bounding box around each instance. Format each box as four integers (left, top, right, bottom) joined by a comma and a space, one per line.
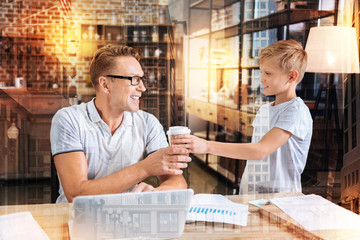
305, 26, 360, 74
7, 123, 19, 139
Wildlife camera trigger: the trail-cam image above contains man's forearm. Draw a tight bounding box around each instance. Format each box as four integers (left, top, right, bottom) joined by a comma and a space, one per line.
156, 174, 187, 191
64, 161, 150, 202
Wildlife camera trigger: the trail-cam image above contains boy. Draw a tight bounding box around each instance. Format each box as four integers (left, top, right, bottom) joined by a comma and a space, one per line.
172, 40, 312, 193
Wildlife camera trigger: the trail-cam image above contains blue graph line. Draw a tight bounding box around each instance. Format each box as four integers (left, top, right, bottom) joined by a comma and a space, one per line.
188, 207, 237, 217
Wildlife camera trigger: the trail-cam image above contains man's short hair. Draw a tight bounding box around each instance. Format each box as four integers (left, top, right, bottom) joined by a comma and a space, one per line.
89, 44, 140, 90
258, 40, 308, 82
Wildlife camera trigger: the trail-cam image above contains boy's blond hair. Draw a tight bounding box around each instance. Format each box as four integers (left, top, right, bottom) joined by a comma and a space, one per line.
89, 44, 140, 90
258, 40, 307, 82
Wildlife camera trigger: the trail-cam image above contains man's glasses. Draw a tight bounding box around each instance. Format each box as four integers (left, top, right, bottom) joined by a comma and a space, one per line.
103, 75, 147, 86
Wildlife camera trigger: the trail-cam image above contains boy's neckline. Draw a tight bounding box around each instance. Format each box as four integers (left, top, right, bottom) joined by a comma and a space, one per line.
271, 96, 298, 106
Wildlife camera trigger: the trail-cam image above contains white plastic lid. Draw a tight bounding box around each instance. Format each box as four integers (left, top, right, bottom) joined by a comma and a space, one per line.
166, 126, 191, 135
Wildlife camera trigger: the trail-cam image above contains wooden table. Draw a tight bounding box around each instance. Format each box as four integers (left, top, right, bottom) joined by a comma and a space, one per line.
1, 192, 359, 240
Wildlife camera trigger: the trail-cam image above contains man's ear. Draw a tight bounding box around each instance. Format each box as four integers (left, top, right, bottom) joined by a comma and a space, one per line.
99, 76, 110, 93
289, 70, 299, 83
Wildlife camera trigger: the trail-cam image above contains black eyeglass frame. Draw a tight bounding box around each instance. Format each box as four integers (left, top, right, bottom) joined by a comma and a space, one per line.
103, 75, 147, 86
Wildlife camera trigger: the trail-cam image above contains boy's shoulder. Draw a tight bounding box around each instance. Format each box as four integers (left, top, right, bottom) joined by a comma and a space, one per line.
272, 97, 307, 110
268, 97, 311, 118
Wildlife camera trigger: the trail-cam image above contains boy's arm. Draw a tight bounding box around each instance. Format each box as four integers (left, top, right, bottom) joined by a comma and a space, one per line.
173, 127, 292, 160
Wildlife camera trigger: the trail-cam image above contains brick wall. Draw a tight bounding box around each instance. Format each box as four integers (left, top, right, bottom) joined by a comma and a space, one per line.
0, 0, 169, 181
1, 0, 168, 94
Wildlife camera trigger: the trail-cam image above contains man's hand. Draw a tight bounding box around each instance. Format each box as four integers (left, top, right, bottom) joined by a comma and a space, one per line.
140, 146, 191, 177
131, 182, 155, 192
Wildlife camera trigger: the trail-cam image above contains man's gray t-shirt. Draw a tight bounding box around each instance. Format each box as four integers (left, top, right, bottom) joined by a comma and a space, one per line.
50, 98, 168, 203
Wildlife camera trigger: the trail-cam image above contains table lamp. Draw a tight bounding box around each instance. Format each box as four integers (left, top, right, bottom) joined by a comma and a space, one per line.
305, 26, 359, 74
304, 26, 359, 174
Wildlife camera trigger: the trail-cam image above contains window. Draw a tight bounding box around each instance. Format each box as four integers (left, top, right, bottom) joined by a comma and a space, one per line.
356, 170, 359, 184
249, 174, 254, 182
345, 176, 347, 188
344, 107, 348, 130
0, 104, 6, 119
352, 126, 357, 149
262, 165, 268, 171
263, 175, 268, 181
351, 99, 356, 124
132, 212, 151, 233
351, 74, 356, 99
344, 131, 349, 153
353, 172, 355, 186
158, 212, 178, 233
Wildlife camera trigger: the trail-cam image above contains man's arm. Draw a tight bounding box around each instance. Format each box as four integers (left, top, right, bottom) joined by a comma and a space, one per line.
156, 174, 187, 191
172, 127, 292, 160
131, 174, 187, 192
54, 146, 190, 202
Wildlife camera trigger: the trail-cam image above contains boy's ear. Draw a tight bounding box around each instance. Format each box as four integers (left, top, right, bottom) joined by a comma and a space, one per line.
289, 70, 299, 83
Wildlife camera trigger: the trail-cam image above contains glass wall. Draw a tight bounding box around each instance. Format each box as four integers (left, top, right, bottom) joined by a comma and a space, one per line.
0, 0, 359, 214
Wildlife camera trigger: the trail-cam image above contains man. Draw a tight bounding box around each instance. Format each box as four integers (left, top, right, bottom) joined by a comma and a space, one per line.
50, 45, 190, 203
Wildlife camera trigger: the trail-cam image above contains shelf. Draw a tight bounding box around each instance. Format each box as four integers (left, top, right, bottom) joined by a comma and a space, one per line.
189, 66, 239, 70
190, 0, 238, 10
142, 66, 167, 69
186, 98, 250, 132
241, 65, 260, 69
2, 34, 45, 40
192, 153, 238, 184
127, 41, 170, 45
127, 24, 174, 28
190, 24, 239, 39
211, 24, 240, 39
0, 52, 45, 57
80, 39, 125, 43
242, 9, 335, 34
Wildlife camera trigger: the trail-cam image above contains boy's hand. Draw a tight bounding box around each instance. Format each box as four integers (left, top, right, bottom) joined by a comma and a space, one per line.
171, 134, 208, 154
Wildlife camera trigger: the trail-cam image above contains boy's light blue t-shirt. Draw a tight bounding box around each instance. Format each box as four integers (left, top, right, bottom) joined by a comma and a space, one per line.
50, 98, 168, 203
240, 97, 313, 194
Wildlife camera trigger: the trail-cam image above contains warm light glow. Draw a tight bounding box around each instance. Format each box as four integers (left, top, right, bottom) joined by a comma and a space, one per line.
326, 51, 335, 66
7, 123, 19, 140
67, 41, 77, 55
305, 26, 360, 74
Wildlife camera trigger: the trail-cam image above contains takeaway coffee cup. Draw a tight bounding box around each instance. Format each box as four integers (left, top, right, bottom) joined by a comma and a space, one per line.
166, 126, 191, 146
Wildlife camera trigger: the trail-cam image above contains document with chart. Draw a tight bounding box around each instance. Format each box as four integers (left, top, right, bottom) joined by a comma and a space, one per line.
186, 194, 249, 226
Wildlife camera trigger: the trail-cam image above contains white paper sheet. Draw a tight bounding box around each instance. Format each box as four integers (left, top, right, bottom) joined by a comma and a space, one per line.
186, 194, 249, 226
248, 198, 270, 207
0, 211, 49, 240
270, 194, 360, 231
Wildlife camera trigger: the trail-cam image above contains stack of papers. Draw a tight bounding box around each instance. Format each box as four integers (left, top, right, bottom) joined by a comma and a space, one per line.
0, 211, 49, 240
186, 194, 249, 226
269, 194, 360, 231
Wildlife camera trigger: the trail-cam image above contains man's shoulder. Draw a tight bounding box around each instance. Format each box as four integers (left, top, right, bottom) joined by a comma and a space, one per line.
131, 110, 159, 123
54, 102, 87, 120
